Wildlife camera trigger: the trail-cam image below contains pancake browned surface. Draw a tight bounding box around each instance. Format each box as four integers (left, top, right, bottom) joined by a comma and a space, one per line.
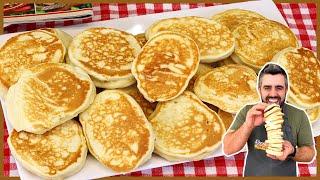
0, 28, 71, 98
145, 16, 235, 63
79, 90, 154, 173
272, 47, 320, 109
211, 9, 266, 31
217, 109, 234, 130
68, 27, 141, 88
232, 19, 298, 70
120, 84, 157, 118
187, 63, 214, 92
8, 120, 87, 179
149, 91, 225, 161
135, 33, 148, 47
216, 56, 236, 67
194, 64, 259, 114
6, 63, 96, 134
132, 32, 200, 102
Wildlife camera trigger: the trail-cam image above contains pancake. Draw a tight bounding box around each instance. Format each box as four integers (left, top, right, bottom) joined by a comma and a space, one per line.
217, 109, 234, 130
145, 16, 235, 63
187, 63, 214, 92
216, 56, 236, 67
132, 32, 200, 102
306, 106, 320, 124
149, 91, 225, 161
0, 28, 71, 98
7, 120, 87, 179
272, 47, 320, 109
120, 84, 157, 118
232, 19, 298, 70
211, 9, 267, 31
135, 33, 148, 47
92, 75, 136, 89
68, 27, 141, 82
264, 104, 284, 156
79, 90, 154, 173
6, 63, 96, 134
194, 64, 259, 114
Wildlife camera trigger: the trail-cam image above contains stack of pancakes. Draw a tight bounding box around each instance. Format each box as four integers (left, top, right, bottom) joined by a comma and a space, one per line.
264, 104, 284, 156
1, 7, 318, 178
273, 47, 320, 123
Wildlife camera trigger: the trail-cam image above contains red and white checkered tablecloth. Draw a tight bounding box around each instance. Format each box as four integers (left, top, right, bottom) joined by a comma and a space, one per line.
2, 2, 317, 177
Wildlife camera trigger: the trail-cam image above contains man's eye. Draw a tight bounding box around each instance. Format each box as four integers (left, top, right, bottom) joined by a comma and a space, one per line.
276, 87, 284, 90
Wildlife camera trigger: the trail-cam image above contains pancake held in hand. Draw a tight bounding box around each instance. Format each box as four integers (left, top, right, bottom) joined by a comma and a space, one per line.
149, 91, 225, 161
211, 9, 266, 31
264, 104, 284, 156
272, 47, 320, 109
146, 16, 235, 63
194, 64, 259, 114
119, 84, 157, 118
6, 63, 96, 134
232, 20, 298, 70
132, 32, 200, 102
7, 120, 87, 179
79, 90, 154, 173
68, 27, 141, 88
0, 28, 71, 98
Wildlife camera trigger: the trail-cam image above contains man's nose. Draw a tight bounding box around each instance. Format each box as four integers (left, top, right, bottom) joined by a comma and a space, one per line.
269, 87, 278, 96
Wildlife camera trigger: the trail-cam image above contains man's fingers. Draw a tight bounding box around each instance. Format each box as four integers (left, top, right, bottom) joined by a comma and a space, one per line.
254, 103, 268, 111
266, 153, 277, 160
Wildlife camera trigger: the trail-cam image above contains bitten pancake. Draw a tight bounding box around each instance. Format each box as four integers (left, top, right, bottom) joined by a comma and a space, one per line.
194, 64, 259, 114
272, 47, 320, 109
6, 63, 96, 134
146, 16, 235, 63
0, 28, 71, 98
187, 63, 214, 92
120, 84, 157, 118
232, 19, 298, 70
132, 32, 200, 102
211, 9, 266, 31
8, 120, 87, 179
68, 27, 141, 88
149, 91, 225, 161
79, 90, 154, 173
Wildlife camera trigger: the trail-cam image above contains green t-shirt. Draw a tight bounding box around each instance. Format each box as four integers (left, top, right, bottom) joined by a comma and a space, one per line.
229, 102, 314, 176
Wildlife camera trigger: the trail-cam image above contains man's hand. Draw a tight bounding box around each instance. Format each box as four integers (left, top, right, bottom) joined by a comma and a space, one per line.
244, 103, 268, 129
266, 140, 294, 161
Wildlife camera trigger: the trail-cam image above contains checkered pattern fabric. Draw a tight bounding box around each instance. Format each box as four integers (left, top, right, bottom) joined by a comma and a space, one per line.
2, 2, 317, 177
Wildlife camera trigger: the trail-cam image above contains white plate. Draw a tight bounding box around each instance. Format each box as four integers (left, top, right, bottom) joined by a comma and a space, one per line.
1, 0, 317, 179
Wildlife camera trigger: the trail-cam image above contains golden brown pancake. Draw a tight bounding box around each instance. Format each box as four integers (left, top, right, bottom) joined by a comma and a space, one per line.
211, 9, 266, 31
135, 33, 148, 47
272, 47, 320, 109
194, 64, 259, 114
0, 28, 71, 98
8, 120, 87, 179
68, 27, 141, 88
186, 63, 214, 92
6, 63, 96, 134
232, 19, 298, 70
80, 90, 154, 173
146, 16, 235, 63
132, 32, 200, 102
306, 106, 320, 124
218, 109, 234, 130
149, 91, 225, 161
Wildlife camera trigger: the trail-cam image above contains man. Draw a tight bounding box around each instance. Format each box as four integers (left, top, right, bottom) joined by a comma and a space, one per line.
223, 63, 315, 176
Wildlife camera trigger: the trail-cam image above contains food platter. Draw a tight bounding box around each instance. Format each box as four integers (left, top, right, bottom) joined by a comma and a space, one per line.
0, 0, 318, 179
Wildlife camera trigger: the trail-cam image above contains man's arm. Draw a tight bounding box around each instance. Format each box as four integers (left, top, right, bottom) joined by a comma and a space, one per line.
223, 121, 254, 155
293, 146, 315, 162
223, 103, 267, 155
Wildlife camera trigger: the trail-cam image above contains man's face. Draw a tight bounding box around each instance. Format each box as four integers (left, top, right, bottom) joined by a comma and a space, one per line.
259, 74, 288, 106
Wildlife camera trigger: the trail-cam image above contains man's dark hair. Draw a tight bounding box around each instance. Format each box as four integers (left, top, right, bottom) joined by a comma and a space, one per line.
258, 63, 288, 88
